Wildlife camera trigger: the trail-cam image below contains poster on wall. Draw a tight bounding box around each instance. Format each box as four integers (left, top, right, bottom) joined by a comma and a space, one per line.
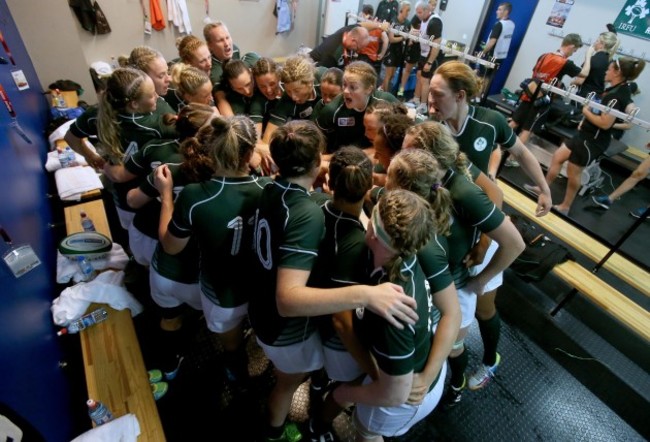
546, 0, 574, 28
613, 0, 650, 42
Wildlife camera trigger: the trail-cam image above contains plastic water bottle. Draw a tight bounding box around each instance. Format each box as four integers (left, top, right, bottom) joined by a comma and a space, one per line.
87, 399, 113, 426
58, 307, 108, 336
58, 146, 76, 168
65, 147, 77, 167
58, 147, 71, 168
51, 89, 67, 109
80, 211, 96, 232
77, 256, 96, 281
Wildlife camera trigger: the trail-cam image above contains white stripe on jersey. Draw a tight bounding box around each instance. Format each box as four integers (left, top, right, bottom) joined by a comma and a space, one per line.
118, 113, 163, 138
279, 245, 318, 256
471, 204, 497, 228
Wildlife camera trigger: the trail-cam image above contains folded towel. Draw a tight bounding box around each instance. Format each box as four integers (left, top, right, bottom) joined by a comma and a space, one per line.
51, 270, 143, 326
57, 243, 130, 284
71, 413, 140, 442
45, 149, 89, 172
54, 166, 103, 201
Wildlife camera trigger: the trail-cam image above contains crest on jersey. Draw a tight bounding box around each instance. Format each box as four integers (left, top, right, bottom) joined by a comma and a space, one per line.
474, 137, 488, 152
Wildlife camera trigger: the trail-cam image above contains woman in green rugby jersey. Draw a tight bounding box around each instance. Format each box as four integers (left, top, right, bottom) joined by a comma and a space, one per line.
157, 115, 268, 392
332, 189, 446, 441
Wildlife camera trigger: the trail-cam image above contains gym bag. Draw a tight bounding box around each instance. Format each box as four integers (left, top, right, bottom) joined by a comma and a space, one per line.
508, 213, 574, 282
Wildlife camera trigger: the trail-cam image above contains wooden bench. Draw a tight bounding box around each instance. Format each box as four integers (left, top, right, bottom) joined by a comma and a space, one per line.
63, 199, 165, 441
498, 180, 650, 342
499, 180, 649, 298
624, 146, 648, 162
54, 139, 102, 201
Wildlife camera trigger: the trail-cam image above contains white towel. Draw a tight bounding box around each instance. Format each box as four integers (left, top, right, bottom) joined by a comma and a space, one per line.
51, 270, 144, 327
55, 166, 104, 201
45, 149, 89, 172
71, 413, 141, 442
57, 243, 130, 284
48, 119, 76, 150
167, 0, 191, 34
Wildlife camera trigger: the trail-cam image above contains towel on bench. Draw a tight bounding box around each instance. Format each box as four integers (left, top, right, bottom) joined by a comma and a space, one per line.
54, 166, 103, 201
57, 243, 130, 284
71, 413, 140, 442
51, 270, 143, 326
45, 149, 89, 172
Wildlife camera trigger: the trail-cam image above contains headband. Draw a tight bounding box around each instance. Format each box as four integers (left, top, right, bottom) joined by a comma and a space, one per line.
371, 205, 398, 254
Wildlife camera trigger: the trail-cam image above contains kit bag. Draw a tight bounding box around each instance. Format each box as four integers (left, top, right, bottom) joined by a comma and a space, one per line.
508, 213, 574, 283
520, 52, 568, 104
93, 1, 111, 35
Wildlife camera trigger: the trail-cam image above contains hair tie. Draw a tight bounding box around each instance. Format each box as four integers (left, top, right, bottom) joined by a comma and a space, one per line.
431, 183, 441, 192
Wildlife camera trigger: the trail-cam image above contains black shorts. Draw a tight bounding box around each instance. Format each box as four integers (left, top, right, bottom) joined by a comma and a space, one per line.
357, 55, 382, 75
565, 133, 606, 167
417, 56, 438, 79
404, 45, 420, 64
383, 47, 404, 67
512, 99, 550, 133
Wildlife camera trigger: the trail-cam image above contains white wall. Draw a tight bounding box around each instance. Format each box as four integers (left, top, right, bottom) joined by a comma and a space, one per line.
8, 0, 322, 105
437, 0, 487, 49
7, 0, 95, 105
506, 0, 650, 149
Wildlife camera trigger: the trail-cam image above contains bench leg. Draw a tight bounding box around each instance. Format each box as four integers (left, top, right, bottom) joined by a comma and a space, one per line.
550, 288, 579, 316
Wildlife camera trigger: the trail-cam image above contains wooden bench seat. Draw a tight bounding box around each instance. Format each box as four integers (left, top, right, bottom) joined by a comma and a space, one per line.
625, 146, 649, 162
63, 199, 165, 441
553, 260, 650, 341
499, 179, 649, 298
498, 179, 649, 342
54, 140, 102, 201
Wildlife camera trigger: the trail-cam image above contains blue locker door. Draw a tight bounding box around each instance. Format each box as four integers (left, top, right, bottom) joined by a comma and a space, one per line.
0, 1, 75, 441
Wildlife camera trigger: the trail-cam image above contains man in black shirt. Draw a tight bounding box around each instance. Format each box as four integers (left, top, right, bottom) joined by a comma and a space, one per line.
310, 25, 370, 69
376, 0, 399, 23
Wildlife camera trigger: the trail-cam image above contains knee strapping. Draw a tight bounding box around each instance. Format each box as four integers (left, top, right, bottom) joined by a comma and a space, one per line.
451, 339, 465, 352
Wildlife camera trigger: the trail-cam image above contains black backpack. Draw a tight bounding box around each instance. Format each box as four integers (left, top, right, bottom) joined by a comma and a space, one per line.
508, 214, 574, 282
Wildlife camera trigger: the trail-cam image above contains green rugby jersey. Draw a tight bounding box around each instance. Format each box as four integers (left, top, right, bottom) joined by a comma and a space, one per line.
315, 90, 398, 154
357, 256, 436, 381
209, 46, 241, 92
249, 90, 282, 126
268, 67, 327, 126
445, 105, 516, 174
248, 179, 326, 346
443, 168, 505, 288
141, 164, 199, 284
308, 200, 370, 351
169, 175, 271, 307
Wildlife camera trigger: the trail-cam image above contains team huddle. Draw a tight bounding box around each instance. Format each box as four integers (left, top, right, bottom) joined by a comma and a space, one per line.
61, 1, 644, 439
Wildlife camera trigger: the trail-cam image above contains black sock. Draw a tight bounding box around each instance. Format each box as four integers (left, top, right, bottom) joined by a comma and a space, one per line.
310, 368, 331, 391
309, 417, 327, 435
222, 345, 249, 382
159, 329, 184, 373
266, 423, 284, 439
478, 312, 501, 366
448, 348, 468, 389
